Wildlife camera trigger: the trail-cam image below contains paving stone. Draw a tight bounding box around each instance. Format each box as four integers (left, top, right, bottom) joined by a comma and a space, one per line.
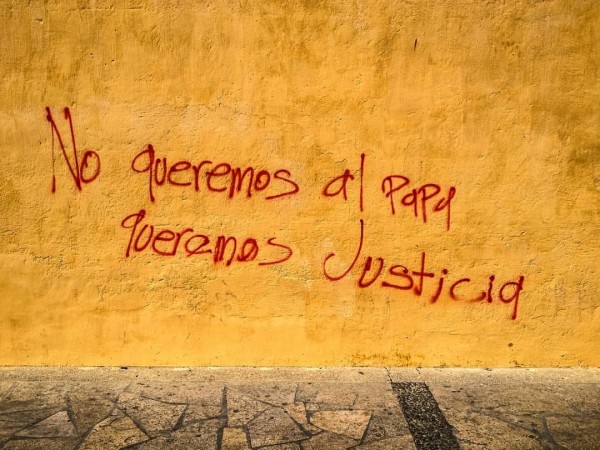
118, 392, 186, 437
227, 390, 269, 426
0, 382, 67, 414
283, 402, 321, 434
352, 384, 401, 411
79, 409, 148, 449
232, 383, 297, 407
263, 444, 302, 450
546, 415, 600, 450
0, 407, 64, 440
294, 383, 319, 403
67, 392, 116, 435
426, 381, 563, 448
442, 409, 543, 449
132, 418, 221, 450
247, 406, 308, 448
302, 430, 359, 449
549, 382, 600, 416
221, 426, 250, 449
315, 388, 357, 406
297, 383, 357, 408
182, 403, 223, 425
15, 411, 77, 438
309, 410, 371, 440
354, 435, 418, 449
0, 382, 13, 400
2, 437, 79, 450
127, 381, 223, 406
62, 380, 129, 402
361, 414, 411, 443
479, 412, 545, 437
428, 380, 575, 416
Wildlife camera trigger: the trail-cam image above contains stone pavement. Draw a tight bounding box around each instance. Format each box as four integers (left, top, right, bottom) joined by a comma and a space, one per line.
0, 368, 598, 449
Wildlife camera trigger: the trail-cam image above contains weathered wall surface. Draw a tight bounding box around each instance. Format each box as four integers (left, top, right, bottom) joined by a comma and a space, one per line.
0, 0, 598, 366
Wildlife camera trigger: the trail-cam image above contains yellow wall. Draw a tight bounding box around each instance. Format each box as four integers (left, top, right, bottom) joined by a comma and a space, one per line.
1, 0, 598, 367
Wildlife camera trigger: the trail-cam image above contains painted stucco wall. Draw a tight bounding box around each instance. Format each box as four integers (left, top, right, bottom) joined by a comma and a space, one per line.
1, 0, 598, 366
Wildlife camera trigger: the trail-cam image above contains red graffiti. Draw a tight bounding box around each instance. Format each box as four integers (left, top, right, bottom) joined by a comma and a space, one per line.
321, 153, 365, 212
323, 219, 524, 320
382, 175, 456, 231
131, 144, 299, 203
45, 107, 100, 193
321, 154, 456, 230
121, 209, 293, 266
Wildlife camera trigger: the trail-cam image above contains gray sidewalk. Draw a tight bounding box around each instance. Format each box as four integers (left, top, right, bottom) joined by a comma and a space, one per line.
0, 368, 598, 449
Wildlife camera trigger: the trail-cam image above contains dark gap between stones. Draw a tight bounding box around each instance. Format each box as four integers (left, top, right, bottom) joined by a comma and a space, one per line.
392, 382, 460, 450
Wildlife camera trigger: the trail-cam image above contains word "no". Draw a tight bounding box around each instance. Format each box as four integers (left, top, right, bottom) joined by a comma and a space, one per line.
46, 107, 100, 193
